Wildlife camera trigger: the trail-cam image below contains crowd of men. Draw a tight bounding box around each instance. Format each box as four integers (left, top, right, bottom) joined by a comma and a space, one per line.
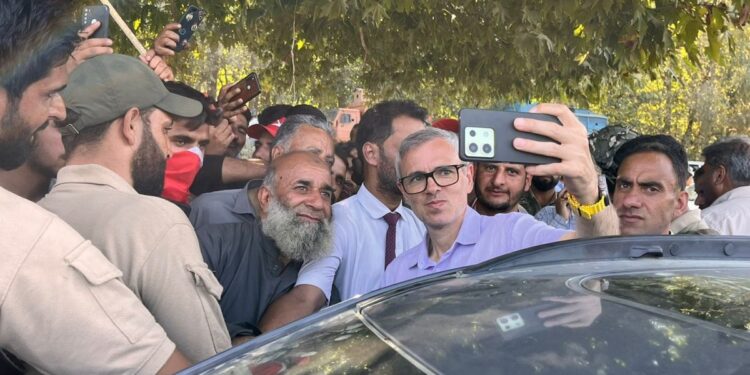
2, 1, 750, 374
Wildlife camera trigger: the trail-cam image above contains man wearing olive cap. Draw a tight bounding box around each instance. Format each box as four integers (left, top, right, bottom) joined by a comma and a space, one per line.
39, 54, 231, 362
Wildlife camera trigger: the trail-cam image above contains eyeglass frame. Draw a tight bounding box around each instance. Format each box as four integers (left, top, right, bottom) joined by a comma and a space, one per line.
398, 163, 467, 194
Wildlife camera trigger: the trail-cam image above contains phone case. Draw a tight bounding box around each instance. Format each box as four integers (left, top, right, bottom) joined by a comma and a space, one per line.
458, 108, 562, 165
233, 73, 262, 103
82, 5, 109, 39
175, 5, 205, 52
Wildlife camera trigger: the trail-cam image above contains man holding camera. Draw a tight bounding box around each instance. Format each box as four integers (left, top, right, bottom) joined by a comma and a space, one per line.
382, 104, 619, 286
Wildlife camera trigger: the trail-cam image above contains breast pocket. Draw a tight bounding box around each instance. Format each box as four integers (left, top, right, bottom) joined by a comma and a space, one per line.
65, 242, 153, 344
186, 264, 230, 349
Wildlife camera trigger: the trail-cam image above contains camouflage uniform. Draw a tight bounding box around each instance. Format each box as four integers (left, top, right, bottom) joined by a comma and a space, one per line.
588, 125, 640, 195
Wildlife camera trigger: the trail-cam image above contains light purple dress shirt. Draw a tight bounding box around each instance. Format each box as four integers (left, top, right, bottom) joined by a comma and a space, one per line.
381, 207, 569, 287
296, 184, 426, 301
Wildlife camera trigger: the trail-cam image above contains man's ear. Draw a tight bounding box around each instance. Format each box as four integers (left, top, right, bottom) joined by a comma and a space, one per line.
361, 142, 380, 167
257, 185, 272, 216
713, 165, 729, 187
270, 146, 283, 161
120, 107, 141, 146
464, 163, 475, 195
523, 170, 532, 192
674, 190, 689, 219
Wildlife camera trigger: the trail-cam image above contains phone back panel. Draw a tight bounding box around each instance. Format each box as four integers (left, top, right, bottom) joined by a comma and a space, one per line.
458, 108, 561, 165
175, 5, 205, 52
234, 73, 261, 102
82, 5, 109, 39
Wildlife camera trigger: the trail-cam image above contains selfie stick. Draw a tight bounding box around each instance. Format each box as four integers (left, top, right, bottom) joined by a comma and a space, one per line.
99, 0, 148, 55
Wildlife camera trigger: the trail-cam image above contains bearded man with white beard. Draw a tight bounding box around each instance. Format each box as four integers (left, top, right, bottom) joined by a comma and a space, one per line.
196, 151, 335, 344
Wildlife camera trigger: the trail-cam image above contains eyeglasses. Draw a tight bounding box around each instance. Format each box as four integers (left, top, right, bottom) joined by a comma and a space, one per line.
399, 164, 466, 194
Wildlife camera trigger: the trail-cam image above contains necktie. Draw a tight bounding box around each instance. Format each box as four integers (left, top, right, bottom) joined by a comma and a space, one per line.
383, 212, 401, 269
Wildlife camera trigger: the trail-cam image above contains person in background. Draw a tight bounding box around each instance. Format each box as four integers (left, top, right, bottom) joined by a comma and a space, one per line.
247, 104, 291, 162
472, 162, 532, 215
40, 54, 230, 362
259, 100, 428, 332
694, 136, 750, 235
382, 104, 620, 286
333, 142, 357, 202
189, 114, 335, 230
520, 175, 562, 216
1, 2, 189, 373
196, 152, 334, 344
613, 135, 715, 235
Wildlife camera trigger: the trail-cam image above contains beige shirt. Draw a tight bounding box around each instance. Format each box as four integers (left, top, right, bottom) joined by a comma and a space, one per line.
40, 164, 231, 362
701, 186, 750, 235
1, 187, 175, 374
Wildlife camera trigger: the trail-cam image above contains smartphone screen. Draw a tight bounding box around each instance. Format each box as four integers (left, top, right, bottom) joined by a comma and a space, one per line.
459, 109, 562, 165
82, 5, 109, 39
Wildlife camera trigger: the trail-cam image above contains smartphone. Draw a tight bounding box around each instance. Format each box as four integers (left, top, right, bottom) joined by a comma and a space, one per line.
232, 72, 262, 103
175, 5, 206, 52
81, 5, 109, 39
458, 108, 562, 165
496, 302, 557, 341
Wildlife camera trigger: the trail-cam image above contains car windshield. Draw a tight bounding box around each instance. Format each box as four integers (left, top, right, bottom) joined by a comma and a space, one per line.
360, 260, 750, 375
590, 269, 750, 332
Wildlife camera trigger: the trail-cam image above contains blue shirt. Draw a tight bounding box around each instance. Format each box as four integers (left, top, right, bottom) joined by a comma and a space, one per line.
189, 180, 262, 230
381, 207, 569, 287
295, 184, 426, 300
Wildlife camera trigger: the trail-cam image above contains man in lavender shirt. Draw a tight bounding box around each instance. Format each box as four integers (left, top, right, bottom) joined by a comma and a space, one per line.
383, 105, 620, 286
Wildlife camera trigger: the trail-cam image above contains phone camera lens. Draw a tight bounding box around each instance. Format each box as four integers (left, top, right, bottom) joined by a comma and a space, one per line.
469, 130, 476, 137
469, 143, 478, 153
483, 144, 492, 154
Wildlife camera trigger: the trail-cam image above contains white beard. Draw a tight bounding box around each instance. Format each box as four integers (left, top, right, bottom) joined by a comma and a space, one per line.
261, 199, 333, 263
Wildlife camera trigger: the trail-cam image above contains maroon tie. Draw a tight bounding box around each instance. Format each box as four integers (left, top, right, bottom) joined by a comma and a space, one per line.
383, 212, 401, 269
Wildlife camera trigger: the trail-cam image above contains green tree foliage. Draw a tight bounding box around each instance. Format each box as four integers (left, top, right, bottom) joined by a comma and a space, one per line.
592, 28, 750, 158
100, 1, 749, 105
94, 0, 750, 149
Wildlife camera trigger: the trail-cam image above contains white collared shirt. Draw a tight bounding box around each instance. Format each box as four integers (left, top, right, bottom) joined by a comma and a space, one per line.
296, 184, 426, 301
701, 185, 750, 235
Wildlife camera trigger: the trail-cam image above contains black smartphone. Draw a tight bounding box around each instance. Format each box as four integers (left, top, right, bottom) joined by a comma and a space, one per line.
175, 5, 206, 52
232, 72, 262, 103
496, 302, 557, 341
458, 108, 562, 165
81, 5, 109, 39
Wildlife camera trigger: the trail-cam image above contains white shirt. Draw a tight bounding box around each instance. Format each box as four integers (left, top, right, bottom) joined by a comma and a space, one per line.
296, 184, 426, 301
701, 185, 750, 235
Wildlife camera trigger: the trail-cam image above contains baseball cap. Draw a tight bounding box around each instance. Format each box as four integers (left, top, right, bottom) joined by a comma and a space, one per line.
61, 54, 202, 134
432, 118, 459, 134
246, 117, 285, 139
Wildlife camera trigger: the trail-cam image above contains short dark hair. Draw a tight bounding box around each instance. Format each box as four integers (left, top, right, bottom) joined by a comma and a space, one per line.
287, 104, 327, 123
258, 104, 292, 125
63, 107, 156, 154
354, 100, 427, 158
1, 1, 77, 100
702, 136, 750, 185
163, 81, 210, 130
613, 134, 689, 190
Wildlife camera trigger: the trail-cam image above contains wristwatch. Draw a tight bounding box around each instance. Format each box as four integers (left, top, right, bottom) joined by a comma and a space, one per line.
568, 175, 610, 220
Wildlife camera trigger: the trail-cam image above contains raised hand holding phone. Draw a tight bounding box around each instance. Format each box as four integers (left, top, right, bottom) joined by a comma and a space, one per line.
512, 104, 600, 205
68, 21, 113, 72
153, 23, 182, 57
